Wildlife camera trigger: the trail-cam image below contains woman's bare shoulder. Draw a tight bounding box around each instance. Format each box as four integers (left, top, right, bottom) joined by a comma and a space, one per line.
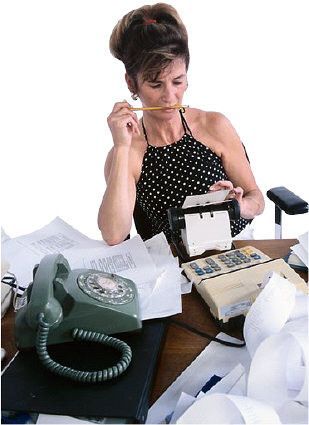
187, 108, 233, 132
192, 109, 240, 146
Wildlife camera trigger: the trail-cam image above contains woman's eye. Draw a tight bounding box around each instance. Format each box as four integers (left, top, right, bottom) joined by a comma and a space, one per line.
148, 81, 184, 88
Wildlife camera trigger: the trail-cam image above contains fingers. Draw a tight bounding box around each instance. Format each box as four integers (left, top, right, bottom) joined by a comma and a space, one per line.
226, 186, 244, 204
108, 100, 140, 136
109, 101, 137, 122
233, 186, 244, 201
124, 116, 140, 135
209, 181, 244, 203
113, 114, 140, 134
209, 180, 234, 191
111, 100, 131, 113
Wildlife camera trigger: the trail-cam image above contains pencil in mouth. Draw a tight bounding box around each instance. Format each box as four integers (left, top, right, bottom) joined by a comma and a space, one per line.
129, 104, 189, 111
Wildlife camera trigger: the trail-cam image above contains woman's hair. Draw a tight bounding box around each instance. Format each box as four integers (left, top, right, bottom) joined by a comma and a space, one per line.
109, 3, 189, 92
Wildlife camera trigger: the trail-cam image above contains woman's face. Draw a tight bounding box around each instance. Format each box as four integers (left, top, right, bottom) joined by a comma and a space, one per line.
136, 58, 187, 115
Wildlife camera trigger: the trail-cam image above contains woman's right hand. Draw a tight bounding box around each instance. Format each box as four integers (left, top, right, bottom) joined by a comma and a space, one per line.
107, 100, 140, 147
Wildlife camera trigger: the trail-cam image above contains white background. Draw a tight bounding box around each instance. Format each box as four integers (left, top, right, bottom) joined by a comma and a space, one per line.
1, 0, 308, 241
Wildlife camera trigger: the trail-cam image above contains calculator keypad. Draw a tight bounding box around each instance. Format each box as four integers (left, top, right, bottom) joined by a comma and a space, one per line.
181, 246, 270, 283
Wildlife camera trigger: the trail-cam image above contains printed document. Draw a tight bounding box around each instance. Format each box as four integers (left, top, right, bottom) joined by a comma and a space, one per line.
1, 217, 183, 320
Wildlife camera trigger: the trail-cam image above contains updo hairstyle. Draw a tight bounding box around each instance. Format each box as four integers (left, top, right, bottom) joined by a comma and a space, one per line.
109, 3, 190, 92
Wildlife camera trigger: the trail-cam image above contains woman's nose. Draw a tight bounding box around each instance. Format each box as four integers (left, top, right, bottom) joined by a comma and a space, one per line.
161, 84, 176, 103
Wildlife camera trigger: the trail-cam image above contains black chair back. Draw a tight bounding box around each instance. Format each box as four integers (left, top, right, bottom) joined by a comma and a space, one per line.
133, 202, 154, 241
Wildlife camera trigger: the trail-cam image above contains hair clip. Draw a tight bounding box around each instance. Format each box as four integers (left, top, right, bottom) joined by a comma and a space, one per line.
143, 19, 157, 25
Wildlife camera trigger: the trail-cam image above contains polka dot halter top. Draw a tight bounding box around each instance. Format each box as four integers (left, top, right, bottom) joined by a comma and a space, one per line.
136, 111, 250, 242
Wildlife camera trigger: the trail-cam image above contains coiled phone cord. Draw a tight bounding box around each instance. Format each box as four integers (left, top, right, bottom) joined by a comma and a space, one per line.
36, 313, 132, 383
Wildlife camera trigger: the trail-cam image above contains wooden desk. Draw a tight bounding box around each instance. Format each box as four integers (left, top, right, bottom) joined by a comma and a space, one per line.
149, 239, 307, 404
1, 239, 306, 407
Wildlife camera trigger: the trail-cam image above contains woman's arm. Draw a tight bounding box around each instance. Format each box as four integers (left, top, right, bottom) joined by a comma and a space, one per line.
98, 101, 140, 245
98, 146, 137, 245
208, 113, 265, 219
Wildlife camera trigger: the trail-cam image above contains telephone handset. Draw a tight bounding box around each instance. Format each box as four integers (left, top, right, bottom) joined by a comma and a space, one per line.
15, 253, 142, 383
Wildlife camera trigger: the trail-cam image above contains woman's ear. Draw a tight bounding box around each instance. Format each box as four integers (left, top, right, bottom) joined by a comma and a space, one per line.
125, 73, 135, 94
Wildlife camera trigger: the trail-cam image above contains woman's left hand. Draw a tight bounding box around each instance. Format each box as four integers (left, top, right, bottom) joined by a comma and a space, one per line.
209, 180, 263, 219
209, 179, 244, 205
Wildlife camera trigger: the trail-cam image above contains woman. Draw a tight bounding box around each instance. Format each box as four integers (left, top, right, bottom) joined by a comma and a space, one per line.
98, 3, 264, 245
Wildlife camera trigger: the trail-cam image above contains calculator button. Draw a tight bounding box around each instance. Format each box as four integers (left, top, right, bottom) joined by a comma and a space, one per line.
203, 268, 214, 274
205, 259, 216, 265
190, 262, 199, 269
223, 258, 232, 263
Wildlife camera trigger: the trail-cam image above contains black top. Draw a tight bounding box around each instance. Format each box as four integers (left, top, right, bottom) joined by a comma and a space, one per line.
136, 111, 250, 241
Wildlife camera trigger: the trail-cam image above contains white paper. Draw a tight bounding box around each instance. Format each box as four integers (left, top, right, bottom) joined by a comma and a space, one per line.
1, 219, 184, 321
140, 266, 182, 320
278, 400, 309, 424
180, 279, 192, 294
1, 217, 104, 288
144, 232, 177, 273
247, 331, 308, 409
291, 244, 308, 267
37, 414, 93, 424
229, 373, 247, 396
141, 232, 184, 319
288, 290, 309, 322
283, 316, 308, 335
1, 227, 10, 243
149, 269, 308, 424
182, 189, 229, 208
145, 232, 190, 295
6, 217, 100, 256
66, 234, 159, 286
67, 231, 183, 321
244, 271, 296, 357
169, 392, 196, 424
176, 393, 281, 424
298, 232, 308, 249
291, 231, 308, 267
146, 333, 251, 424
204, 363, 246, 397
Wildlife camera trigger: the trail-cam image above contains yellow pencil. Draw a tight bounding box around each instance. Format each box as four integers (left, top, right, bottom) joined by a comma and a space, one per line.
129, 104, 189, 111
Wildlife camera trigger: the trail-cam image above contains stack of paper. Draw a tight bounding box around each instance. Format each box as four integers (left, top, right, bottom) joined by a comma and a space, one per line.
289, 232, 308, 269
1, 217, 185, 320
148, 272, 308, 424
